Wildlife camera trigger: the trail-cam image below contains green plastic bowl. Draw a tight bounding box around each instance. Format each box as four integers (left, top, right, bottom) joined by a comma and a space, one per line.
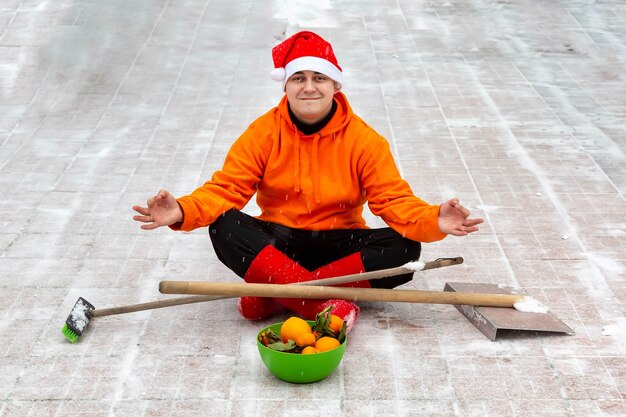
257, 321, 346, 383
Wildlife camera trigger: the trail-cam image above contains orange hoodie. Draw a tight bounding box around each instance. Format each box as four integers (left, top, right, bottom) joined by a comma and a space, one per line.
174, 92, 446, 243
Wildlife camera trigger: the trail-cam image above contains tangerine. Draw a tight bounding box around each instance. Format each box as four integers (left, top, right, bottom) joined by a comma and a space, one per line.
301, 346, 319, 354
328, 314, 344, 334
295, 331, 316, 347
280, 316, 312, 344
315, 336, 340, 352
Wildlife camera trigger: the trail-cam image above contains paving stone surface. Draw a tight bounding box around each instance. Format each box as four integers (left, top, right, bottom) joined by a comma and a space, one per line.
1, 0, 625, 416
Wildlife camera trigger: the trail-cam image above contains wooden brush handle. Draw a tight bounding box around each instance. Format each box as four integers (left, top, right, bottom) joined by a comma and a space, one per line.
91, 295, 230, 317
159, 281, 523, 308
280, 256, 463, 287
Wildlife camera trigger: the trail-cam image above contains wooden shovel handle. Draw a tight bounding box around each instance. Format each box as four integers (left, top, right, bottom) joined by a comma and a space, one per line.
92, 257, 462, 317
159, 281, 523, 308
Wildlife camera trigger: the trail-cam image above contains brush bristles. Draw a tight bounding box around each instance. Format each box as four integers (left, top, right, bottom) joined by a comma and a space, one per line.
61, 324, 80, 343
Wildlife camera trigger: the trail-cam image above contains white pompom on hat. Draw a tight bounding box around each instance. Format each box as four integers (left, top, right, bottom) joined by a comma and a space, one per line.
270, 67, 286, 82
270, 31, 343, 88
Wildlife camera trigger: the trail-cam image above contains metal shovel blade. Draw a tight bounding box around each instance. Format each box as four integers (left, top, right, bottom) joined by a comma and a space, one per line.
444, 282, 575, 341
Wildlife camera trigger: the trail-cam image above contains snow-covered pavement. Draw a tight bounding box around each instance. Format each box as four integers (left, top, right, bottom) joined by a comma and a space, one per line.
1, 1, 625, 416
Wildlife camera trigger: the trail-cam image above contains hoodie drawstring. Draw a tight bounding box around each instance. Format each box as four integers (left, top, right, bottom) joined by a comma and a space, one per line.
293, 129, 300, 193
312, 134, 321, 204
292, 128, 322, 204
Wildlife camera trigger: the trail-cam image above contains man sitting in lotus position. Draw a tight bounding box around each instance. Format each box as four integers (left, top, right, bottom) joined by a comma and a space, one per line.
132, 31, 483, 330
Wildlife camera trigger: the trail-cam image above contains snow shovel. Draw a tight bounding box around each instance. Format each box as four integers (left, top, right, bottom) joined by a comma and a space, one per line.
159, 279, 575, 340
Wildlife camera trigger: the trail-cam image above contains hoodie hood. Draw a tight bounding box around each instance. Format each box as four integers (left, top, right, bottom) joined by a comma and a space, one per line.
277, 91, 353, 137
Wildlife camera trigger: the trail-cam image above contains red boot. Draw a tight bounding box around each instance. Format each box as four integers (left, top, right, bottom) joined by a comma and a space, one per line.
238, 245, 369, 331
306, 252, 370, 331
237, 296, 286, 320
237, 246, 290, 320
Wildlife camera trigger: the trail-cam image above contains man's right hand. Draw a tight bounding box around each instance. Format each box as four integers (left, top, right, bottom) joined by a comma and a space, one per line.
132, 189, 183, 230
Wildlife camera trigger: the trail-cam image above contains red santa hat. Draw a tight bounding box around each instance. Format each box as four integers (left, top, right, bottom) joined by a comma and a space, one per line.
270, 31, 343, 88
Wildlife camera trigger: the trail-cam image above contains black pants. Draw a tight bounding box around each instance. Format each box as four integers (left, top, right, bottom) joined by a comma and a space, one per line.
208, 209, 421, 289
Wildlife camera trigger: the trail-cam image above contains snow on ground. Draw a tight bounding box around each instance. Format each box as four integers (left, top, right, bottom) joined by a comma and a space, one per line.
1, 0, 625, 416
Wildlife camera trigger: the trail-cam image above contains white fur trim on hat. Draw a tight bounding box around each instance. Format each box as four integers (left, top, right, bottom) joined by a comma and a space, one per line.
284, 56, 343, 87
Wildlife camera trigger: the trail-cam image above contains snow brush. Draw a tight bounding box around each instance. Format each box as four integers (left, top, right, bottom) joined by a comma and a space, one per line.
61, 257, 463, 343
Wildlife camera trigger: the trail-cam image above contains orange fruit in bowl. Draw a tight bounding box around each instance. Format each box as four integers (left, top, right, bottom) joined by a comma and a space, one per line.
315, 336, 340, 352
295, 331, 316, 347
301, 346, 320, 354
280, 316, 313, 344
328, 314, 344, 334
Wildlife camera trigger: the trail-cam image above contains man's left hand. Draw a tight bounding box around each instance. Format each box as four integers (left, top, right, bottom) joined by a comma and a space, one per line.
438, 198, 484, 236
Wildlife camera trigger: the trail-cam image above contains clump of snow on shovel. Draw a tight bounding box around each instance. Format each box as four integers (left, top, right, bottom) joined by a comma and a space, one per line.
602, 318, 626, 337
601, 325, 624, 337
513, 296, 549, 314
403, 261, 425, 271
